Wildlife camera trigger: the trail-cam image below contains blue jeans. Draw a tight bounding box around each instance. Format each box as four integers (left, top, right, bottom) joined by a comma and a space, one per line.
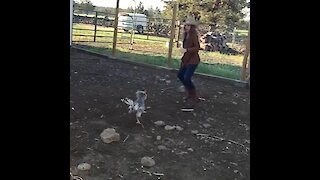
177, 64, 198, 90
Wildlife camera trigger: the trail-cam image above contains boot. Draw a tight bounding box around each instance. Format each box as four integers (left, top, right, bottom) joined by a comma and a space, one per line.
189, 88, 200, 106
183, 88, 192, 101
181, 89, 200, 111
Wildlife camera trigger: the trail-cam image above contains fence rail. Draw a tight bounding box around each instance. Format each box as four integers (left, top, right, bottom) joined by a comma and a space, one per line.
71, 7, 250, 81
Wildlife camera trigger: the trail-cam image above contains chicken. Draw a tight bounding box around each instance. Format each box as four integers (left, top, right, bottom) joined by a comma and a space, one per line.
70, 172, 83, 180
121, 90, 147, 128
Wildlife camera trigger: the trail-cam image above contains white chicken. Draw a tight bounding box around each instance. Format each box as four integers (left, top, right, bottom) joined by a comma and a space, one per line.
121, 90, 147, 128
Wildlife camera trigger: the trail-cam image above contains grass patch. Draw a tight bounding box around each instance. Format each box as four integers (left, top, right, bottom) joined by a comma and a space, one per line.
73, 44, 241, 80
72, 23, 246, 80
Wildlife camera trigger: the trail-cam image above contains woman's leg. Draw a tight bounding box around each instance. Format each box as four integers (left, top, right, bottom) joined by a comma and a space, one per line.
184, 64, 200, 106
177, 66, 187, 86
183, 64, 198, 90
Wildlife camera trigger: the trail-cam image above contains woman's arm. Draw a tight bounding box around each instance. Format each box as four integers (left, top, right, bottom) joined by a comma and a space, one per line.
186, 34, 200, 53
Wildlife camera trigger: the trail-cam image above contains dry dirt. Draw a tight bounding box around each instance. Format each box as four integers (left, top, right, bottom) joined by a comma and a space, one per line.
70, 48, 250, 180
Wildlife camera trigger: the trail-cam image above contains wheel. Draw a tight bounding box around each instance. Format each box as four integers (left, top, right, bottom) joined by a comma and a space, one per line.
137, 25, 144, 34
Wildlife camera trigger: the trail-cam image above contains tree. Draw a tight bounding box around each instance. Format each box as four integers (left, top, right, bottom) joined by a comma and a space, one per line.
146, 6, 154, 17
104, 8, 109, 19
136, 1, 145, 14
74, 0, 95, 14
163, 0, 247, 32
127, 6, 134, 13
154, 7, 162, 18
143, 10, 149, 16
236, 19, 249, 30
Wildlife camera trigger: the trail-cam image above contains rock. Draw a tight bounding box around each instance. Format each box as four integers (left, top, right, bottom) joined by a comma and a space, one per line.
141, 157, 155, 167
128, 149, 138, 154
206, 117, 215, 122
191, 130, 199, 134
177, 85, 185, 93
164, 125, 176, 130
203, 123, 211, 128
154, 121, 166, 126
175, 126, 183, 131
156, 136, 161, 141
100, 128, 120, 143
162, 138, 175, 147
157, 145, 167, 150
77, 163, 91, 171
187, 148, 194, 152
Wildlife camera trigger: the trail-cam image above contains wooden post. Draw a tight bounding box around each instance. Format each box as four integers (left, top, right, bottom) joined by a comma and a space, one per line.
147, 18, 150, 40
130, 2, 137, 50
176, 20, 181, 48
112, 0, 120, 57
167, 3, 178, 66
240, 22, 250, 81
130, 16, 134, 50
246, 55, 250, 81
93, 11, 98, 42
232, 27, 236, 44
70, 0, 73, 46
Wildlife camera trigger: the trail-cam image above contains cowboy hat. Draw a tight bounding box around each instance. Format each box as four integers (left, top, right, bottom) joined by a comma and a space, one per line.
183, 17, 198, 26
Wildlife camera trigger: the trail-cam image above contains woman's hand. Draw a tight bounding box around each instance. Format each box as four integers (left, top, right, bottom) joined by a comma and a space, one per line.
180, 62, 186, 68
180, 48, 187, 54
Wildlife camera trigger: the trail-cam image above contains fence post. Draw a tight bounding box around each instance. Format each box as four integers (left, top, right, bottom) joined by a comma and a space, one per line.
94, 11, 98, 42
176, 20, 181, 48
240, 22, 250, 81
130, 17, 134, 50
168, 3, 178, 66
112, 0, 120, 57
246, 55, 250, 81
147, 18, 150, 40
70, 0, 73, 46
232, 27, 236, 44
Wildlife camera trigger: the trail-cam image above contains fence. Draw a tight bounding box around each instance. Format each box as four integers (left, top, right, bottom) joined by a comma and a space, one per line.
72, 9, 177, 43
71, 6, 250, 81
72, 9, 247, 53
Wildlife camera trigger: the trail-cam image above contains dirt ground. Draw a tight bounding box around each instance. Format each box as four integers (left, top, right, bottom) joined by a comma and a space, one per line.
70, 48, 250, 180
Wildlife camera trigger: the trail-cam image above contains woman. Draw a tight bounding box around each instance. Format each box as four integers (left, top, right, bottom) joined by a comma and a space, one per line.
178, 18, 201, 107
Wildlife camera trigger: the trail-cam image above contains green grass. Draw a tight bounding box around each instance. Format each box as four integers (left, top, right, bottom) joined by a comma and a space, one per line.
73, 43, 241, 80
72, 23, 168, 42
72, 23, 246, 80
